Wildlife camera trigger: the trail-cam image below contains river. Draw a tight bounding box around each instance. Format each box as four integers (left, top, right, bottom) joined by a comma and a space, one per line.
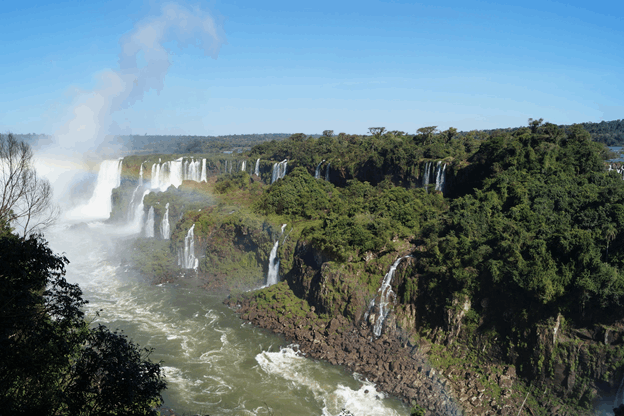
43, 160, 410, 416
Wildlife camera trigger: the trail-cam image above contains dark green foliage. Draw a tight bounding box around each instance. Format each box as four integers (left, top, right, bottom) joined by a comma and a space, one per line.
0, 232, 166, 415
256, 167, 333, 218
215, 171, 251, 194
412, 124, 624, 351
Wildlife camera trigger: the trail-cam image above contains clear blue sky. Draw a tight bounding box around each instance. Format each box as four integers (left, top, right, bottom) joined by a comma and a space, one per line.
1, 0, 622, 139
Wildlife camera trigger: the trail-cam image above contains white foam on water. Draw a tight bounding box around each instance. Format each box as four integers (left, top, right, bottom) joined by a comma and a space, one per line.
256, 347, 405, 416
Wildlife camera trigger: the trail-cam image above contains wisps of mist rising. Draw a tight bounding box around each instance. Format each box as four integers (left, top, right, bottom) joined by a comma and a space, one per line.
42, 2, 226, 161
32, 2, 226, 211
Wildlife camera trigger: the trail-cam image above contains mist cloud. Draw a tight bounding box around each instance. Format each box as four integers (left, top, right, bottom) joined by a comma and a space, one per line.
52, 2, 227, 158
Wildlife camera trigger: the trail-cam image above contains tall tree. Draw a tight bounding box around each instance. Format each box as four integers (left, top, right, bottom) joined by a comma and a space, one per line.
0, 133, 59, 236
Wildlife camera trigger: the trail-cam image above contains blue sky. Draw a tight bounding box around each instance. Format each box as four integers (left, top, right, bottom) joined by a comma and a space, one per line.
1, 0, 622, 139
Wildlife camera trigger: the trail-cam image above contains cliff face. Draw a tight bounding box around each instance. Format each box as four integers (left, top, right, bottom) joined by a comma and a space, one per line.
234, 231, 624, 415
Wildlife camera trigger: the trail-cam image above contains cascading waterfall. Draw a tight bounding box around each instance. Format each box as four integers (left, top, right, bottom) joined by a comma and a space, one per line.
315, 160, 325, 179
127, 163, 145, 221
254, 158, 260, 176
434, 162, 446, 192
201, 159, 207, 182
145, 206, 155, 238
160, 203, 170, 240
71, 159, 123, 219
266, 224, 287, 286
178, 224, 199, 270
184, 159, 201, 182
421, 161, 446, 194
325, 162, 331, 181
271, 160, 288, 184
422, 162, 431, 191
364, 256, 411, 338
150, 157, 208, 192
241, 160, 246, 172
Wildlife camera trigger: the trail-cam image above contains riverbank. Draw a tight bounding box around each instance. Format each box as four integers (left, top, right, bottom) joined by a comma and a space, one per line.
225, 282, 539, 416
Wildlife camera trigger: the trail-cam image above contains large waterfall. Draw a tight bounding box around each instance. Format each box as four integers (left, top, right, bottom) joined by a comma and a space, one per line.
271, 160, 288, 184
178, 224, 199, 270
254, 158, 260, 176
160, 203, 170, 240
150, 157, 206, 191
364, 256, 411, 338
325, 162, 331, 181
315, 160, 325, 179
145, 206, 155, 238
70, 159, 122, 219
241, 160, 246, 172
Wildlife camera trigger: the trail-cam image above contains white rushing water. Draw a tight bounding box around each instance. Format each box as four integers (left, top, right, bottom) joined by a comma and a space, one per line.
365, 256, 411, 338
254, 158, 260, 176
41, 159, 410, 416
145, 206, 155, 238
271, 159, 288, 184
160, 202, 170, 240
67, 159, 122, 220
201, 159, 207, 182
315, 160, 326, 179
422, 161, 446, 194
266, 224, 287, 286
266, 241, 280, 286
325, 162, 331, 181
177, 224, 199, 270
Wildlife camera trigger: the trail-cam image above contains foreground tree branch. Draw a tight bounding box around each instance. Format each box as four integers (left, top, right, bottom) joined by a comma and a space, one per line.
0, 133, 59, 236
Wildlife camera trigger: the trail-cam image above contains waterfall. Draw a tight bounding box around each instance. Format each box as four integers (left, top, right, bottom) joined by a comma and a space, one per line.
201, 159, 207, 182
266, 224, 287, 286
315, 160, 325, 179
179, 224, 199, 270
434, 162, 447, 192
150, 158, 186, 191
364, 256, 411, 338
151, 162, 160, 190
422, 162, 431, 191
185, 159, 201, 182
271, 160, 288, 184
145, 206, 155, 238
241, 160, 246, 172
266, 241, 280, 286
325, 162, 331, 181
71, 159, 122, 219
254, 158, 260, 176
127, 163, 145, 222
160, 203, 170, 240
